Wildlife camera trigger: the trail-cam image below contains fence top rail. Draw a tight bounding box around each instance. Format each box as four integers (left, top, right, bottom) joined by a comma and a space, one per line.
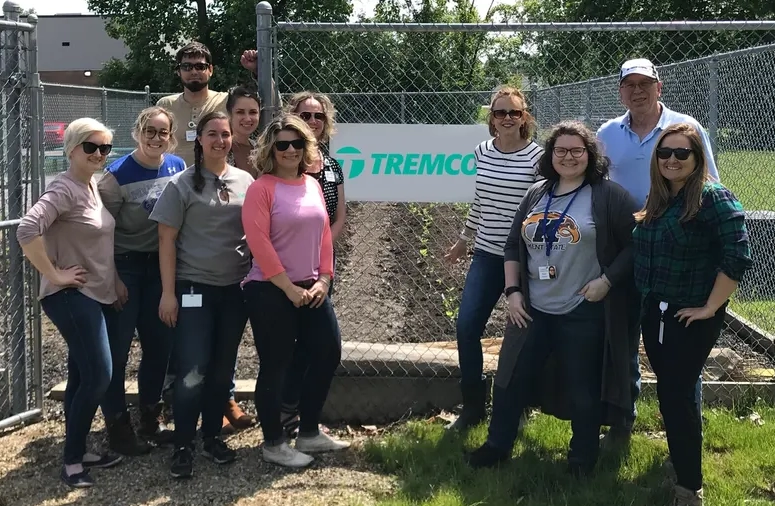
41, 82, 149, 95
0, 19, 34, 31
276, 20, 775, 33
538, 43, 775, 91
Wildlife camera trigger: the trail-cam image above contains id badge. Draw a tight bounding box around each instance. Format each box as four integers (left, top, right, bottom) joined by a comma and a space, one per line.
539, 265, 557, 280
185, 130, 197, 142
181, 287, 203, 308
324, 170, 337, 183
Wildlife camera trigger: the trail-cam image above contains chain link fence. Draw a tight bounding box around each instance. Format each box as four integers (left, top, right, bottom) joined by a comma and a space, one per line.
0, 6, 43, 431
268, 19, 775, 413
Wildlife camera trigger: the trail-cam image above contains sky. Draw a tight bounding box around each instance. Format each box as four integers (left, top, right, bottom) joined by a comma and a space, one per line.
16, 0, 492, 17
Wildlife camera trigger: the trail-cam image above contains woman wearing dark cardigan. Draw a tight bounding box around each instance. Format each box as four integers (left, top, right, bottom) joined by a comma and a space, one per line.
467, 121, 640, 475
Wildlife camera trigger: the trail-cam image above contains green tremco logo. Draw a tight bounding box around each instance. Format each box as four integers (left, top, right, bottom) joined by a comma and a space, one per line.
335, 146, 476, 180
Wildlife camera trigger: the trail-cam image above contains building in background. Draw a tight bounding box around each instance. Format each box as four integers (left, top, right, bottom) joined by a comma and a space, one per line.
30, 14, 127, 86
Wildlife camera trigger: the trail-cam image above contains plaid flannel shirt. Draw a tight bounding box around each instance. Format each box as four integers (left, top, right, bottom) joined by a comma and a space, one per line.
633, 182, 752, 307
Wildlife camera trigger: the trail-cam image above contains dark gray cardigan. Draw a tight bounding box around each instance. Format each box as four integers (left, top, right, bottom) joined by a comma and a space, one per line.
495, 178, 640, 424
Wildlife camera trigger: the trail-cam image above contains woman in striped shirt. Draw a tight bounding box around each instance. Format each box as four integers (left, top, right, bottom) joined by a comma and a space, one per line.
445, 86, 543, 431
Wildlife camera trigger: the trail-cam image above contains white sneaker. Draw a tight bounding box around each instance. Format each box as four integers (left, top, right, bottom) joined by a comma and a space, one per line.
295, 432, 351, 453
262, 442, 314, 468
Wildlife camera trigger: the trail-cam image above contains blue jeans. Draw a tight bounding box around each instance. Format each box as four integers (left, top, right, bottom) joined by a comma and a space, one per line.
41, 289, 112, 465
101, 252, 173, 418
172, 281, 248, 446
244, 280, 341, 444
487, 301, 605, 467
456, 249, 505, 385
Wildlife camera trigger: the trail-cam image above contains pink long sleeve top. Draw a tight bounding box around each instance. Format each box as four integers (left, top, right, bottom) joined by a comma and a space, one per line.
241, 174, 334, 284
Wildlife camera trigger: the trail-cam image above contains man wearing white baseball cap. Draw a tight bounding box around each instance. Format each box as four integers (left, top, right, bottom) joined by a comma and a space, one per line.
596, 58, 718, 470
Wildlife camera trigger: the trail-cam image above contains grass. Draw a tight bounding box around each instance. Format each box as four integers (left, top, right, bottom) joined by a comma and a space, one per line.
363, 398, 775, 506
730, 299, 775, 335
718, 151, 775, 211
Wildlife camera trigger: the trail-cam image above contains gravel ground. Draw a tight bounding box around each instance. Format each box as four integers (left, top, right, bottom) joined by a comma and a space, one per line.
0, 418, 395, 506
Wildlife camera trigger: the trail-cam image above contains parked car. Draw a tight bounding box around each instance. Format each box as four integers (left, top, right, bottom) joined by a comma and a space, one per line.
44, 121, 66, 149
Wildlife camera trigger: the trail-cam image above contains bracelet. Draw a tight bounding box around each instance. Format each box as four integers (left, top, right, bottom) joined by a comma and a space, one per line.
504, 285, 521, 296
318, 278, 330, 286
600, 275, 611, 288
459, 231, 473, 242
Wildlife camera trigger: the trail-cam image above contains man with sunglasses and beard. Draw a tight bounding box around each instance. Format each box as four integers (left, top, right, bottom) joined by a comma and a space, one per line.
158, 42, 279, 168
595, 58, 720, 462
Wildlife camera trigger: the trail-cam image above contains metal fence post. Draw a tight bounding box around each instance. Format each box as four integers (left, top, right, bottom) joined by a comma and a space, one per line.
3, 0, 27, 415
400, 92, 406, 123
145, 84, 151, 106
27, 12, 43, 412
101, 87, 108, 125
256, 1, 274, 130
708, 57, 719, 160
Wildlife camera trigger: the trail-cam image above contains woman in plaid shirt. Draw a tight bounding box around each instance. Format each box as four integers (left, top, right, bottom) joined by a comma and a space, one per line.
633, 123, 752, 506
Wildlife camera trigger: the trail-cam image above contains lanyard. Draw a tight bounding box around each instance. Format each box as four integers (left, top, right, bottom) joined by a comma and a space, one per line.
542, 183, 584, 258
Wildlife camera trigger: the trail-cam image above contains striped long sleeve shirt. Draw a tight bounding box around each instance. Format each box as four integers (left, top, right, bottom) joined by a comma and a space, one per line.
464, 139, 543, 256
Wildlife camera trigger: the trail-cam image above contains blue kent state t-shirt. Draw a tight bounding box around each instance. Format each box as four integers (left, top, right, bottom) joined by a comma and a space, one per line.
96, 153, 187, 253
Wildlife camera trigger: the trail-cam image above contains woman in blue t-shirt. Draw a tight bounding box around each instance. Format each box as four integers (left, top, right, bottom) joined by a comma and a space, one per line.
97, 106, 187, 456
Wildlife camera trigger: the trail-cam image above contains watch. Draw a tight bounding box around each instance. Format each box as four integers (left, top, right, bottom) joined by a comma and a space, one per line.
504, 286, 521, 296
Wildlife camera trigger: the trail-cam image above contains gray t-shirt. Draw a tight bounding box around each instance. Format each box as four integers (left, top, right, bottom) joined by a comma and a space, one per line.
521, 184, 601, 315
149, 164, 254, 286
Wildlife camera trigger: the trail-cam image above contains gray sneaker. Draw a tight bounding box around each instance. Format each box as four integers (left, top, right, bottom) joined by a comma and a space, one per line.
262, 442, 314, 468
673, 485, 703, 506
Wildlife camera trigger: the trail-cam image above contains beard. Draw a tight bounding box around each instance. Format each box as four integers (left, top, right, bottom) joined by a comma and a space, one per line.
183, 79, 208, 92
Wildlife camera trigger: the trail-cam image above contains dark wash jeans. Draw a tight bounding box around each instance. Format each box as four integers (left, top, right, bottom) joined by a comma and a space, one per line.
280, 253, 337, 415
621, 296, 703, 431
243, 280, 341, 444
456, 249, 505, 385
172, 281, 248, 447
642, 297, 726, 491
101, 252, 173, 418
40, 289, 112, 465
487, 301, 605, 468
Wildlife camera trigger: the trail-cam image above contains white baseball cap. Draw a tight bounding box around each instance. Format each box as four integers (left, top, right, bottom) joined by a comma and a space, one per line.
619, 58, 660, 82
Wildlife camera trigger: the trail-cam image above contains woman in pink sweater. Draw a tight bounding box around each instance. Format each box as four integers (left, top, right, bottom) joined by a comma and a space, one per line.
242, 114, 349, 469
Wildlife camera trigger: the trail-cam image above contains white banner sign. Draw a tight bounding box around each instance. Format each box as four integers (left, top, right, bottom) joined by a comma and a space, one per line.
330, 123, 490, 203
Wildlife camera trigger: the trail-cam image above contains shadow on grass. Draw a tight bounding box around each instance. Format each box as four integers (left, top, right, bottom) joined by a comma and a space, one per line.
364, 416, 673, 506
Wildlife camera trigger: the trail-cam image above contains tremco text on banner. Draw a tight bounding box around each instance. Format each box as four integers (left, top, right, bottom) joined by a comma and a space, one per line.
330, 123, 490, 203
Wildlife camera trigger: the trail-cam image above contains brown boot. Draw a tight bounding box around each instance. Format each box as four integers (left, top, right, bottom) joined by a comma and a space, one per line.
673, 485, 703, 506
225, 399, 255, 430
138, 403, 174, 446
106, 412, 151, 456
221, 416, 235, 435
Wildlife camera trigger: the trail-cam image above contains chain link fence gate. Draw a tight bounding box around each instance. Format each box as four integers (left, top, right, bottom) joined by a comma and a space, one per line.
265, 17, 775, 416
0, 3, 43, 431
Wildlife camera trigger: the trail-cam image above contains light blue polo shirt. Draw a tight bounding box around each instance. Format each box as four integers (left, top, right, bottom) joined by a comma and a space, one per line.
596, 103, 719, 208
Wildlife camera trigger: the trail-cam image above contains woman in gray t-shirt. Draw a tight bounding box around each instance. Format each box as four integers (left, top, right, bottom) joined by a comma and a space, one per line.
468, 121, 639, 475
149, 111, 254, 480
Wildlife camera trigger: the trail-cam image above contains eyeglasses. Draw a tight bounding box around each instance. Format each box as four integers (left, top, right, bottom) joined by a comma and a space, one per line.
275, 139, 305, 151
216, 178, 229, 204
655, 147, 694, 160
177, 62, 210, 72
620, 80, 657, 92
142, 127, 170, 140
553, 147, 587, 158
81, 142, 112, 156
492, 109, 523, 120
298, 111, 326, 122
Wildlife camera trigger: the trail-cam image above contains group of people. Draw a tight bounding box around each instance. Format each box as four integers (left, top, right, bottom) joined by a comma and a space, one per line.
17, 41, 349, 487
444, 59, 751, 506
17, 39, 751, 506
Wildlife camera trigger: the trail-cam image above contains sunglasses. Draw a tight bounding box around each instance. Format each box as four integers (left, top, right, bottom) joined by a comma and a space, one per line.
553, 147, 586, 158
492, 109, 524, 120
142, 127, 170, 140
655, 147, 694, 161
275, 139, 305, 151
298, 112, 326, 122
81, 142, 113, 156
216, 178, 229, 204
177, 62, 210, 72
